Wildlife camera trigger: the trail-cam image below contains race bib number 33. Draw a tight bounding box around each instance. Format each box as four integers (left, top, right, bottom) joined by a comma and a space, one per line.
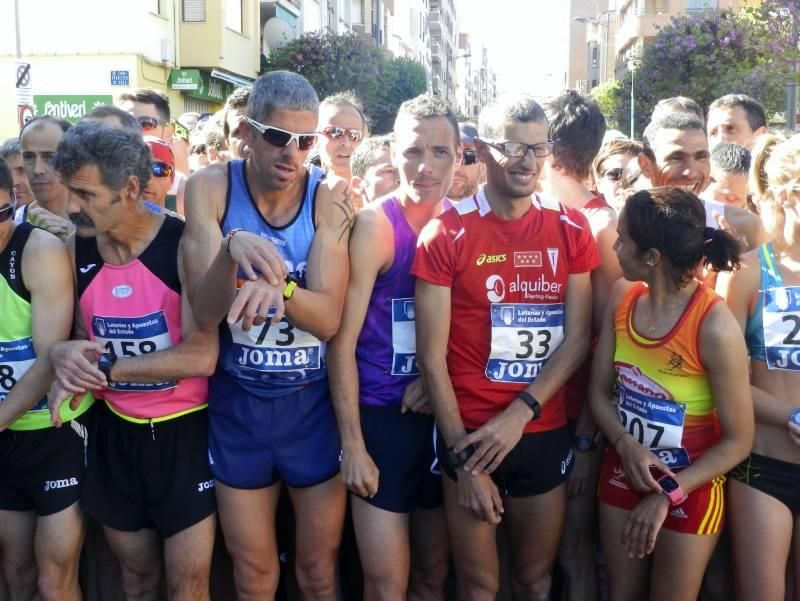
485, 303, 564, 383
763, 286, 800, 371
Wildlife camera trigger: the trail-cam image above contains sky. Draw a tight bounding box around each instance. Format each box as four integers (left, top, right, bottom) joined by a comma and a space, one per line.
458, 0, 569, 98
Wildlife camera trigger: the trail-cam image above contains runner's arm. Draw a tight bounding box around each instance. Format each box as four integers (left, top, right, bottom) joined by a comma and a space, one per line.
0, 231, 73, 430
589, 209, 623, 329
717, 257, 793, 427
106, 236, 219, 384
675, 302, 753, 494
329, 209, 388, 451
281, 178, 352, 340
415, 280, 466, 446
183, 165, 239, 330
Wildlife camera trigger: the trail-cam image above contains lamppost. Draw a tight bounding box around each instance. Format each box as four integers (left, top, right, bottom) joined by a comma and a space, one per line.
628, 54, 640, 138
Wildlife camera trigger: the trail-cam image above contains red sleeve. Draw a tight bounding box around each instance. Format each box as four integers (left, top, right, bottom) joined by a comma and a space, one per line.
564, 207, 601, 274
411, 213, 458, 287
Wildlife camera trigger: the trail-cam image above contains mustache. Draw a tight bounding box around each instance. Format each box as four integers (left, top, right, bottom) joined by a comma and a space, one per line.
69, 212, 95, 227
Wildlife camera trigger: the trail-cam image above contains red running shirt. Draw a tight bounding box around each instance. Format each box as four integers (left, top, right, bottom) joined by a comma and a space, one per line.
412, 188, 600, 433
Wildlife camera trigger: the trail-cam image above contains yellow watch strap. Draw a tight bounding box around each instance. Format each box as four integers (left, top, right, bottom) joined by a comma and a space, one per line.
283, 279, 298, 300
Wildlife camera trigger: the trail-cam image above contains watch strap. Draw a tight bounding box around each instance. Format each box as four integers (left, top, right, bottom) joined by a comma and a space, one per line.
283, 275, 299, 300
517, 390, 541, 420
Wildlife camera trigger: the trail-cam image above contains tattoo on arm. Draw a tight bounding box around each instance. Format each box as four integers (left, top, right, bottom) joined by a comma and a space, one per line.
334, 187, 356, 243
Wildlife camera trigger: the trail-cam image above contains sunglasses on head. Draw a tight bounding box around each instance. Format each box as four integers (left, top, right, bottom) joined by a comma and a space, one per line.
320, 126, 363, 143
602, 168, 624, 182
462, 149, 478, 166
0, 190, 17, 224
151, 162, 174, 178
137, 116, 166, 131
246, 118, 317, 151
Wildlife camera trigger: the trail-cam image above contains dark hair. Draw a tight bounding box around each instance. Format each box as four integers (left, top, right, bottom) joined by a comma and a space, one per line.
395, 93, 460, 148
0, 158, 12, 193
710, 94, 767, 132
118, 88, 171, 121
223, 87, 250, 138
544, 90, 607, 180
642, 113, 705, 162
351, 135, 392, 179
53, 121, 151, 193
652, 96, 705, 124
320, 91, 369, 132
623, 187, 740, 285
593, 139, 642, 179
19, 115, 71, 140
0, 139, 21, 160
85, 104, 142, 131
710, 142, 751, 175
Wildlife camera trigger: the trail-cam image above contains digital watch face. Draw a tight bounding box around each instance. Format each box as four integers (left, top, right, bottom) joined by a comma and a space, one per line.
659, 476, 679, 493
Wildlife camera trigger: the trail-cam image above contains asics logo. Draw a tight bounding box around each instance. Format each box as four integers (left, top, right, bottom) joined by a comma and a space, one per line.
476, 253, 506, 266
79, 264, 96, 274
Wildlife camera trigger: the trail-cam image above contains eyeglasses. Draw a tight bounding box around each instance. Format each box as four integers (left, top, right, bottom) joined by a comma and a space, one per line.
602, 168, 624, 182
484, 139, 554, 159
137, 116, 166, 131
246, 118, 317, 151
319, 126, 363, 143
151, 162, 174, 178
0, 190, 17, 223
462, 149, 479, 166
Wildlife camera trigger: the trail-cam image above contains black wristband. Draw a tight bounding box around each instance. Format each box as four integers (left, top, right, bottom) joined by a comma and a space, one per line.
516, 390, 541, 420
447, 444, 476, 470
97, 353, 117, 384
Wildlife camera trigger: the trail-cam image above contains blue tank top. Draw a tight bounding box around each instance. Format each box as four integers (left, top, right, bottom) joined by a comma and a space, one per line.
356, 197, 419, 407
215, 160, 326, 397
746, 242, 783, 362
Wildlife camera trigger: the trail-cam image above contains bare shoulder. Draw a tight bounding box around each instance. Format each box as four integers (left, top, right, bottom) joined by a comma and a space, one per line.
25, 226, 67, 257
586, 205, 617, 236
184, 162, 229, 223
700, 297, 743, 349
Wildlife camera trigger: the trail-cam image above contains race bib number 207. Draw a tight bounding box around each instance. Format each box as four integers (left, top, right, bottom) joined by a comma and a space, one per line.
485, 303, 564, 383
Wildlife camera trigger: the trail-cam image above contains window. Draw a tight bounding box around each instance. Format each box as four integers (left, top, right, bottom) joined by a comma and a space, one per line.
687, 0, 716, 11
226, 0, 243, 32
351, 0, 363, 24
150, 0, 161, 14
592, 46, 599, 68
183, 0, 206, 22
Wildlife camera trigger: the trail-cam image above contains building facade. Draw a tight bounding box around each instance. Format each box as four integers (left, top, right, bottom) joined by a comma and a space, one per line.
1, 0, 262, 138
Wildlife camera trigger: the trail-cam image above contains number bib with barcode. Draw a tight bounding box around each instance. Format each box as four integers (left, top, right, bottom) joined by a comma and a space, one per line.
485, 303, 565, 383
617, 385, 690, 469
231, 318, 322, 373
92, 311, 176, 392
391, 298, 418, 376
762, 286, 800, 371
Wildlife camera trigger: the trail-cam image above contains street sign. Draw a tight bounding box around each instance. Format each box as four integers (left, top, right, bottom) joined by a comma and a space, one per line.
110, 70, 129, 86
15, 61, 32, 105
18, 104, 34, 130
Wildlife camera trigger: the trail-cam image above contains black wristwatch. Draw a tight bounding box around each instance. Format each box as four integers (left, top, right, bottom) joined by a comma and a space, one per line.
517, 391, 542, 421
573, 434, 596, 453
97, 353, 117, 384
447, 444, 477, 470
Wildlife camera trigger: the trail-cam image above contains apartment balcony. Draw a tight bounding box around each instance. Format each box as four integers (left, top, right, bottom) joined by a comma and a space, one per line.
614, 9, 672, 55
431, 42, 442, 64
429, 8, 441, 33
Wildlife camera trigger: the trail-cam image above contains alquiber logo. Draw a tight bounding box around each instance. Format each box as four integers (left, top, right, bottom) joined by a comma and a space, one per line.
44, 477, 78, 492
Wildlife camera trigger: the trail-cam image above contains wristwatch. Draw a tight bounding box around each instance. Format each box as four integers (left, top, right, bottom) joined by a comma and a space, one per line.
573, 434, 596, 453
516, 391, 542, 421
658, 474, 687, 506
447, 444, 476, 470
283, 274, 300, 300
97, 353, 117, 384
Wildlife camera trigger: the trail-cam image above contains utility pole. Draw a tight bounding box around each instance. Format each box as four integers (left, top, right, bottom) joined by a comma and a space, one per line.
14, 0, 21, 59
630, 62, 635, 138
788, 10, 799, 132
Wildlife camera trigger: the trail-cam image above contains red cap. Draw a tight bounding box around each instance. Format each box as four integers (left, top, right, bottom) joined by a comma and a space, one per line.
144, 135, 174, 168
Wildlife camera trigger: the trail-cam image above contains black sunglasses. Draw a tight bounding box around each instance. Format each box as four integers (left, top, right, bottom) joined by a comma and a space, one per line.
246, 118, 317, 151
462, 149, 479, 166
137, 116, 166, 131
0, 190, 17, 223
151, 162, 174, 178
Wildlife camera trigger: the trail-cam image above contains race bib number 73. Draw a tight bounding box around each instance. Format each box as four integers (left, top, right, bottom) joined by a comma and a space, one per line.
485, 303, 565, 383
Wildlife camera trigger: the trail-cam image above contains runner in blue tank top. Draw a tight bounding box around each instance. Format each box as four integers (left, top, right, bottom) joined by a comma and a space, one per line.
329, 94, 459, 601
182, 71, 352, 601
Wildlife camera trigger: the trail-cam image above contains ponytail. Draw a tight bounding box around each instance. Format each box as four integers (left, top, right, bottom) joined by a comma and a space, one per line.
702, 226, 741, 273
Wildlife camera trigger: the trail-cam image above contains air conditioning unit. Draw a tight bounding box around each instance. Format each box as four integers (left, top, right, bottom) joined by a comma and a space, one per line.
161, 39, 174, 63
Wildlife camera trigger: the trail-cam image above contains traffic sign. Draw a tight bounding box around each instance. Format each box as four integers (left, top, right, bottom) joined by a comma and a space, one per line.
110, 70, 129, 86
15, 62, 32, 105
